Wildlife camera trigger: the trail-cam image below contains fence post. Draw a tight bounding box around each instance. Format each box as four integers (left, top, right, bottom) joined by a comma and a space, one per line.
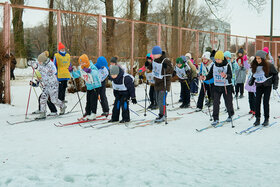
211, 32, 214, 49
179, 28, 182, 56
97, 15, 102, 57
262, 40, 264, 49
57, 10, 61, 47
4, 2, 11, 104
130, 21, 134, 74
274, 42, 277, 65
246, 36, 248, 52
157, 23, 161, 46
255, 39, 257, 52
235, 36, 238, 52
224, 34, 227, 51
196, 31, 199, 59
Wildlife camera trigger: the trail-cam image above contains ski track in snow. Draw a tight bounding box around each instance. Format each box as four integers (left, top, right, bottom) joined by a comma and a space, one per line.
1, 70, 280, 186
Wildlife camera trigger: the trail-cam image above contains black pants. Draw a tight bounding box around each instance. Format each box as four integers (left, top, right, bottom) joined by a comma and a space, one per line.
197, 83, 212, 109
111, 95, 130, 121
85, 88, 99, 115
98, 81, 109, 113
180, 81, 190, 105
10, 69, 15, 80
58, 80, 68, 101
235, 83, 244, 96
213, 86, 234, 121
149, 85, 157, 105
38, 94, 57, 113
248, 92, 256, 112
255, 86, 272, 119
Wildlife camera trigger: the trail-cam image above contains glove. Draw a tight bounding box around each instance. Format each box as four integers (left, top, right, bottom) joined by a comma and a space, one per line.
163, 61, 167, 69
29, 81, 37, 87
139, 75, 144, 80
248, 77, 255, 86
83, 67, 92, 73
273, 85, 278, 90
131, 98, 137, 104
145, 61, 150, 67
68, 65, 73, 72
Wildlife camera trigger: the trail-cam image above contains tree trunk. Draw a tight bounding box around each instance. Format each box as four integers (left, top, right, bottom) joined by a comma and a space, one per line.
138, 0, 148, 67
105, 0, 115, 58
48, 0, 55, 57
171, 0, 179, 59
11, 0, 26, 58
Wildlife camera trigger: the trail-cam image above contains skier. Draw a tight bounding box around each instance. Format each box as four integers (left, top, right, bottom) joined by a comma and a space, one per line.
54, 42, 71, 103
196, 51, 214, 111
244, 56, 256, 115
95, 56, 110, 116
31, 51, 66, 119
109, 65, 137, 123
248, 50, 279, 126
235, 48, 247, 98
203, 50, 234, 126
68, 54, 102, 120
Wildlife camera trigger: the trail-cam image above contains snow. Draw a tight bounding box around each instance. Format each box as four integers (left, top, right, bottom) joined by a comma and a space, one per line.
1, 68, 280, 186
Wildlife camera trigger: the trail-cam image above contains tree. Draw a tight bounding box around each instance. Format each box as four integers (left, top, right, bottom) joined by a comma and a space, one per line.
137, 0, 149, 67
10, 0, 26, 58
48, 0, 55, 58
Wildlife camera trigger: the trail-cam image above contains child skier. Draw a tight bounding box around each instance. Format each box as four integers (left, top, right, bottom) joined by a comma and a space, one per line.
244, 56, 256, 115
146, 46, 173, 122
32, 51, 66, 119
224, 51, 239, 88
30, 70, 58, 116
68, 54, 102, 120
95, 56, 110, 116
196, 51, 214, 111
203, 50, 234, 126
235, 48, 247, 98
109, 65, 137, 123
249, 50, 279, 126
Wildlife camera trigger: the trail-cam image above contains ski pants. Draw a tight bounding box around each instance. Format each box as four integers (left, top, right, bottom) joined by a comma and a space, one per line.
248, 92, 256, 112
98, 81, 109, 113
149, 85, 157, 106
85, 88, 99, 115
58, 80, 68, 101
40, 84, 64, 113
235, 83, 244, 96
111, 95, 130, 121
38, 94, 57, 113
180, 80, 190, 105
255, 86, 272, 119
197, 83, 212, 109
156, 90, 166, 116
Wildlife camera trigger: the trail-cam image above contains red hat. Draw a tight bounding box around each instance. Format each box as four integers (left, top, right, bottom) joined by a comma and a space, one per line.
58, 42, 65, 51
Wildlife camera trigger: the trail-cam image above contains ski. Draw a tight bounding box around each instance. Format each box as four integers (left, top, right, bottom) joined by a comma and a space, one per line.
129, 117, 182, 129
88, 119, 146, 129
235, 125, 256, 135
54, 114, 109, 127
246, 122, 277, 135
77, 113, 111, 121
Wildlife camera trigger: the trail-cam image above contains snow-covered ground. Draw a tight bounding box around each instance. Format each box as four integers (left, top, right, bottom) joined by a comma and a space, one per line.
1, 68, 280, 186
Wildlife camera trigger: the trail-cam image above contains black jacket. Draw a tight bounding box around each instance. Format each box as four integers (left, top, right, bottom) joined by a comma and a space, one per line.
112, 68, 136, 99
249, 63, 279, 88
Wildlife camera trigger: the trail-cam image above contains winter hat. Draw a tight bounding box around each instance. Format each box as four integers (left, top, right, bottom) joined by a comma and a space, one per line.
255, 50, 267, 60
214, 50, 224, 60
176, 57, 184, 64
38, 51, 49, 63
152, 46, 162, 55
110, 65, 119, 75
58, 42, 65, 51
263, 47, 269, 54
146, 53, 153, 60
110, 57, 118, 64
224, 51, 232, 59
79, 54, 90, 69
185, 53, 192, 60
202, 51, 211, 60
95, 56, 109, 70
237, 48, 244, 55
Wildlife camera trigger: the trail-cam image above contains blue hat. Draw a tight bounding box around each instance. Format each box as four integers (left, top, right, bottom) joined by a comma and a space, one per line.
224, 51, 231, 58
152, 46, 162, 55
95, 56, 109, 70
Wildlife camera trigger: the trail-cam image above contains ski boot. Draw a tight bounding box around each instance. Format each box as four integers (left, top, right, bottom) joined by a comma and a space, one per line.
253, 117, 260, 126
262, 118, 269, 127
211, 120, 219, 127
120, 119, 130, 123
35, 112, 46, 120
87, 113, 96, 120
155, 115, 165, 123
59, 104, 67, 115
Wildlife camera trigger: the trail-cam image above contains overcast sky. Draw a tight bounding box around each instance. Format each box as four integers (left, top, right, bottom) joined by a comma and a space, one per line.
0, 0, 279, 38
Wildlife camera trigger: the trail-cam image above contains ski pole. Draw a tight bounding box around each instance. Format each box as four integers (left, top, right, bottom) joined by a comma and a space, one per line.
163, 68, 168, 124
144, 81, 148, 116
136, 103, 158, 116
201, 80, 213, 121
170, 83, 174, 108
129, 107, 140, 116
72, 78, 84, 115
33, 87, 39, 100
68, 92, 86, 113
25, 67, 35, 119
234, 84, 240, 110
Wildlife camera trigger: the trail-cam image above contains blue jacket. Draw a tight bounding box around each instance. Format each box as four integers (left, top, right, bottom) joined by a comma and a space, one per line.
95, 56, 109, 70
199, 63, 214, 84
71, 61, 101, 90
229, 60, 239, 86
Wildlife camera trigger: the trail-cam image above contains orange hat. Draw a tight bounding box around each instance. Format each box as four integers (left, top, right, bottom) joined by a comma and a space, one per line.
79, 54, 90, 69
58, 42, 65, 51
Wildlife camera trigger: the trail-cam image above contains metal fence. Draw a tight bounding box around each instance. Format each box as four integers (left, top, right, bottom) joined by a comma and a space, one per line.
1, 2, 280, 104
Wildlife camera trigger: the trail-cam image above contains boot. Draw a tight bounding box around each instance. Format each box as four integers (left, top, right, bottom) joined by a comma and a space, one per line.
239, 94, 244, 99
108, 119, 118, 123
180, 103, 190, 108
101, 112, 109, 117
120, 119, 130, 123
262, 118, 269, 127
47, 112, 58, 116
32, 110, 40, 114
87, 113, 96, 120
195, 108, 202, 112
59, 104, 67, 115
225, 116, 233, 122
155, 114, 165, 123
253, 117, 260, 126
211, 120, 219, 127
35, 112, 46, 120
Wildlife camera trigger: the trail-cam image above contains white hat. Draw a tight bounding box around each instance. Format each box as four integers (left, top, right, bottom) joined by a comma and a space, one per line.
202, 52, 211, 60
185, 53, 192, 60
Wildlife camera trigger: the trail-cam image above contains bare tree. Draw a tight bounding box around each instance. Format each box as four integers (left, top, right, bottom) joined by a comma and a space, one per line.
48, 0, 55, 57
10, 0, 26, 58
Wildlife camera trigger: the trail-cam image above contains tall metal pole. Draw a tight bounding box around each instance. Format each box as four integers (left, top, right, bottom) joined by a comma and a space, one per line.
130, 21, 134, 75
57, 10, 61, 48
4, 2, 11, 104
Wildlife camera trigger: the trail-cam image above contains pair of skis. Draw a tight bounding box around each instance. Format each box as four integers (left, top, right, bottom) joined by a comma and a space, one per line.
235, 122, 278, 135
